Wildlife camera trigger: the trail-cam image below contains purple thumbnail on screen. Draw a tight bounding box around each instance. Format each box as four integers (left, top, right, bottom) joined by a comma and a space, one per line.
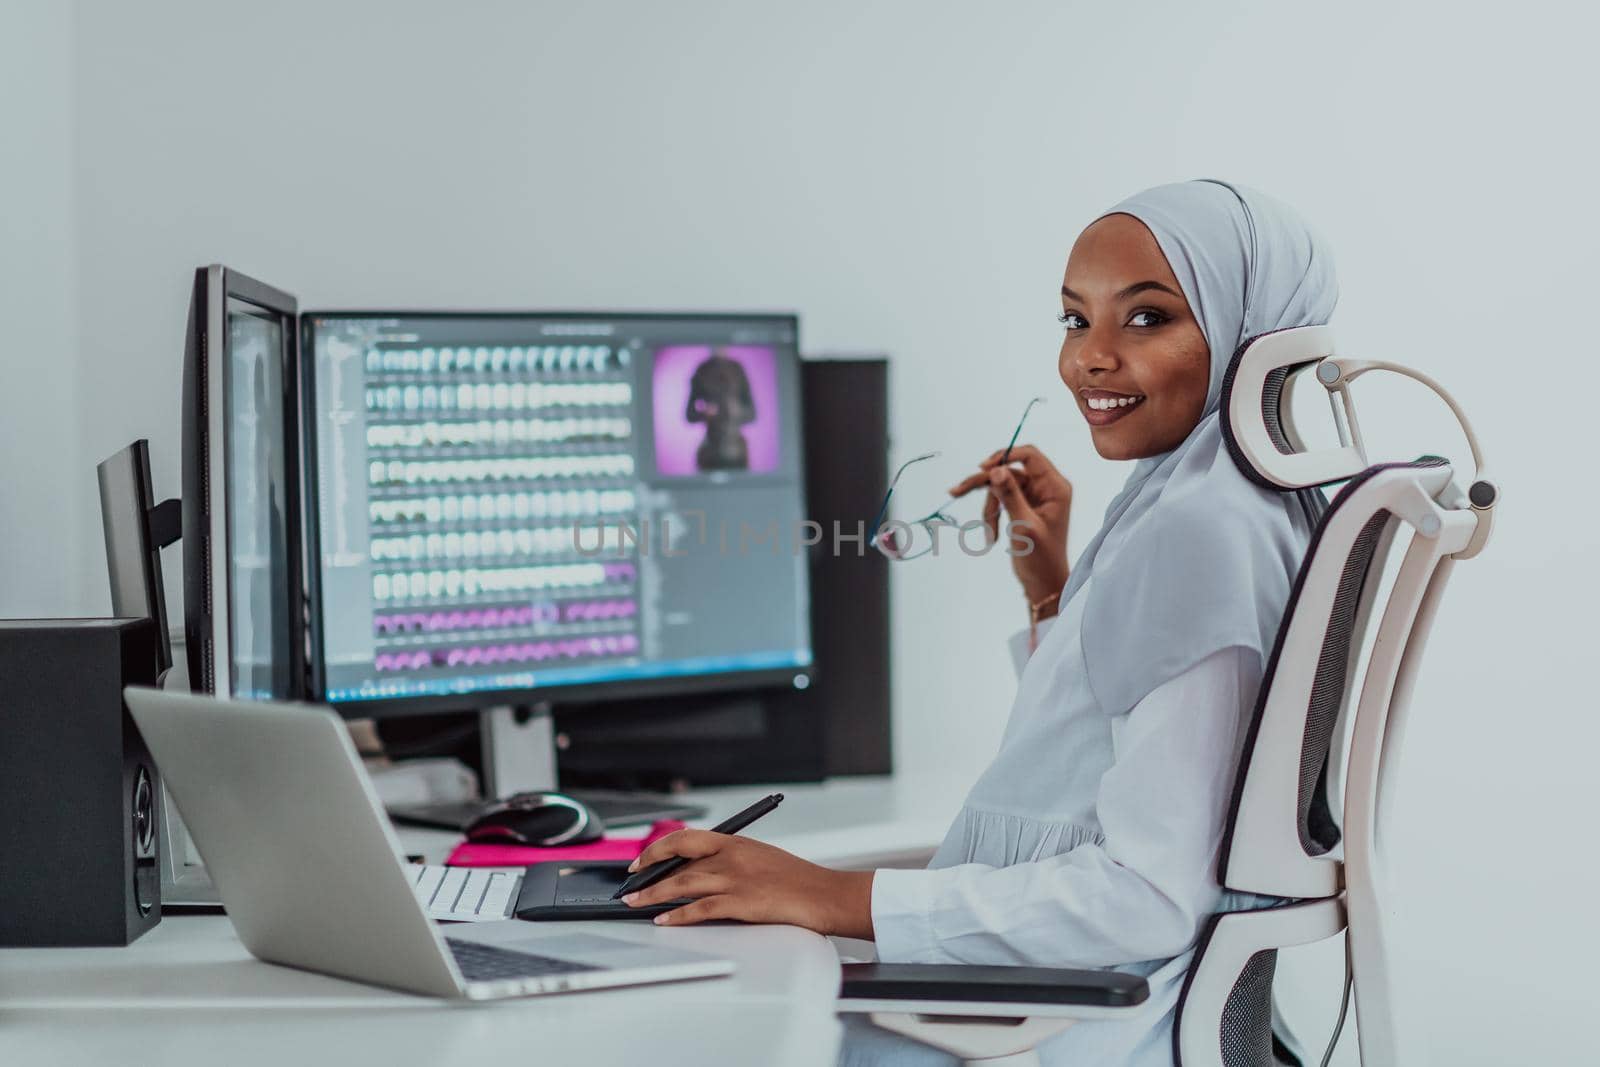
651, 344, 780, 476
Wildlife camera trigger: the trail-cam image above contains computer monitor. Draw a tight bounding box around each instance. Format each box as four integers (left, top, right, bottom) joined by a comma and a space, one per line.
97, 439, 177, 678
301, 312, 813, 717
180, 266, 304, 700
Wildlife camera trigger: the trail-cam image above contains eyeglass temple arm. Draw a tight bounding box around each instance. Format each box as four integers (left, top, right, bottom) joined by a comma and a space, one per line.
871, 452, 941, 533
1000, 397, 1046, 466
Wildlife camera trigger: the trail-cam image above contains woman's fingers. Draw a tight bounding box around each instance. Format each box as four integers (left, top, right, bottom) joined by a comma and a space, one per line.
622, 870, 730, 908
948, 469, 992, 499
952, 464, 1035, 500
616, 838, 859, 934
1001, 446, 1062, 482
952, 445, 1063, 496
652, 896, 738, 926
948, 447, 1021, 496
989, 468, 1037, 524
627, 829, 724, 873
988, 444, 1066, 482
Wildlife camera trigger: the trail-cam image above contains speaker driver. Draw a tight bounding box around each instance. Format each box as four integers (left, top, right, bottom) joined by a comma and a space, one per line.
132, 764, 158, 916
132, 766, 155, 855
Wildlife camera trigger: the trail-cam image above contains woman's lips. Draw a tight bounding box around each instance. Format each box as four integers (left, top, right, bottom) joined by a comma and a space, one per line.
1080, 393, 1145, 427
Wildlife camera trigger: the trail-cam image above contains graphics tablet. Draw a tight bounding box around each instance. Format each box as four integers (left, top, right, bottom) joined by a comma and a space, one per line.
405, 859, 694, 923
515, 861, 695, 922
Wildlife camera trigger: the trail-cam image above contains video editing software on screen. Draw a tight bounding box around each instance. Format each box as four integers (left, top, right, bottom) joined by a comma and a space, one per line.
306, 314, 811, 705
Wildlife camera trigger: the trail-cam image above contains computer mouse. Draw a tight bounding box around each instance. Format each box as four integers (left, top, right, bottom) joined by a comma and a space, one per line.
464, 792, 606, 846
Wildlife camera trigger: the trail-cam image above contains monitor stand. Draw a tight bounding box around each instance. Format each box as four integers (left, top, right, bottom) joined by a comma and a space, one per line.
385, 703, 707, 833
480, 703, 558, 796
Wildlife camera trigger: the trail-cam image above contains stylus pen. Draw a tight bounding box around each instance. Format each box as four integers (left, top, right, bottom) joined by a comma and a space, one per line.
611, 792, 785, 900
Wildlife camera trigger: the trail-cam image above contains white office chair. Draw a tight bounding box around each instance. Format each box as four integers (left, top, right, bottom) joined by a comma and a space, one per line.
838, 327, 1496, 1067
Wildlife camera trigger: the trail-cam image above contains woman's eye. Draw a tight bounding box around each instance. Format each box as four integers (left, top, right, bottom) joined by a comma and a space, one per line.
1058, 311, 1087, 330
1128, 309, 1169, 328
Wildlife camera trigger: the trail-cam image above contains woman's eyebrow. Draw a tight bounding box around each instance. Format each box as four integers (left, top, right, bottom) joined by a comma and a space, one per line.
1118, 280, 1184, 301
1060, 280, 1184, 302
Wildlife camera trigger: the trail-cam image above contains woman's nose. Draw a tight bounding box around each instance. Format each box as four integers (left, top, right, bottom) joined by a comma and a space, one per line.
1060, 331, 1119, 384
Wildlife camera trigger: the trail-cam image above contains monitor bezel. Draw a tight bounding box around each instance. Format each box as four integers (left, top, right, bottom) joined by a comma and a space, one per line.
181, 265, 307, 699
97, 439, 174, 676
299, 309, 815, 720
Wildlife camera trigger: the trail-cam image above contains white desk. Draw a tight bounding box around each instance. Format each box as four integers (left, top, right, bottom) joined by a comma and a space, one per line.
393, 776, 954, 869
0, 776, 953, 1067
1, 918, 843, 1067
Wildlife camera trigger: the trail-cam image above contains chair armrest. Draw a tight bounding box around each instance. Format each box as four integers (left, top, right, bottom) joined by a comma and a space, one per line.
836, 963, 1149, 1020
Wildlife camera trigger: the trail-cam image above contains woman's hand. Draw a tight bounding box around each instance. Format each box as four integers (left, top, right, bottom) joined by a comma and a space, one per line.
949, 444, 1072, 608
619, 829, 875, 938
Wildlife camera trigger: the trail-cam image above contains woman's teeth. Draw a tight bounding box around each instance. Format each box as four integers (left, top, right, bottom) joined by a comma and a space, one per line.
1087, 396, 1142, 411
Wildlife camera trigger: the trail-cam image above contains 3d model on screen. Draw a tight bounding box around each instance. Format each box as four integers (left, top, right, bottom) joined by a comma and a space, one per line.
686, 348, 757, 471
650, 343, 780, 477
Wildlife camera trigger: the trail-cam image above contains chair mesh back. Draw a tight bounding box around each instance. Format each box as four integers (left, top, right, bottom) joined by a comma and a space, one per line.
1177, 914, 1309, 1067
1217, 332, 1323, 480
1297, 508, 1390, 855
1218, 949, 1279, 1067
1260, 365, 1296, 456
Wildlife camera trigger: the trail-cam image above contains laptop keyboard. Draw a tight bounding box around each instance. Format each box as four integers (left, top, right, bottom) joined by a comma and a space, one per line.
409, 864, 519, 922
446, 938, 602, 982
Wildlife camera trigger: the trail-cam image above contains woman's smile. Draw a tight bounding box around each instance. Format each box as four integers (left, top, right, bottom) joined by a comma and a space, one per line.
1079, 388, 1146, 427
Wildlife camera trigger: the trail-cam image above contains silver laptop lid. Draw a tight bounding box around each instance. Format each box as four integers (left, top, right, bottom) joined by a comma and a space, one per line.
123, 687, 463, 997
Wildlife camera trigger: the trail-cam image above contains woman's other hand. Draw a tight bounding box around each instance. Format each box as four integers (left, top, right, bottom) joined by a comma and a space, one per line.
619, 829, 874, 938
950, 444, 1072, 608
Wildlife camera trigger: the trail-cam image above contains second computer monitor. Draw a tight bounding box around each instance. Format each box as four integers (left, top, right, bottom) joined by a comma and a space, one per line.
181, 266, 303, 700
303, 313, 812, 713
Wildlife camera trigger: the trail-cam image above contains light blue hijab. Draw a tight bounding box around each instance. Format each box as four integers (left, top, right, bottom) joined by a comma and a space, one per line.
1060, 179, 1338, 717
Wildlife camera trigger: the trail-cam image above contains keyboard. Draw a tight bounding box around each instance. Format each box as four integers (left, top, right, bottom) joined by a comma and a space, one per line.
409, 863, 521, 922
445, 938, 601, 982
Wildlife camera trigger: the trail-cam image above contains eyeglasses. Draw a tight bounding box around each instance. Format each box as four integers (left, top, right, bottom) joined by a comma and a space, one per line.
870, 397, 1045, 561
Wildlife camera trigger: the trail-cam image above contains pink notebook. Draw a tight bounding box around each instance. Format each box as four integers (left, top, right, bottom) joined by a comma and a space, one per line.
445, 819, 686, 868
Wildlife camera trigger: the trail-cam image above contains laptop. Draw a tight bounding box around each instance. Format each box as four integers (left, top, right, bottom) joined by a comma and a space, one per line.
123, 687, 734, 1001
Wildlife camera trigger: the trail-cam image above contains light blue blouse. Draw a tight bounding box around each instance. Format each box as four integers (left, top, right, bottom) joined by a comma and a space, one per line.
843, 577, 1264, 1066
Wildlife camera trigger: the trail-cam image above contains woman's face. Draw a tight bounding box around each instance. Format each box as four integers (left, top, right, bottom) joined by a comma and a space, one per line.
1058, 213, 1210, 461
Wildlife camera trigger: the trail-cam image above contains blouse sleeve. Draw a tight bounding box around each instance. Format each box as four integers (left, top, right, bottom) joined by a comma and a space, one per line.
1007, 617, 1057, 677
870, 645, 1260, 967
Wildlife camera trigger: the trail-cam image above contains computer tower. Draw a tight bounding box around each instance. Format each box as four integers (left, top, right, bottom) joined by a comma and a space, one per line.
0, 618, 163, 946
796, 356, 892, 775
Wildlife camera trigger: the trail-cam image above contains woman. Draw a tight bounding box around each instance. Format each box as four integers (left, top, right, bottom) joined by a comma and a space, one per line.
622, 179, 1336, 1064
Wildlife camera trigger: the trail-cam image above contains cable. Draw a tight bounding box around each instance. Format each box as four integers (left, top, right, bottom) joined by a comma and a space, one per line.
1319, 935, 1354, 1067
361, 719, 482, 761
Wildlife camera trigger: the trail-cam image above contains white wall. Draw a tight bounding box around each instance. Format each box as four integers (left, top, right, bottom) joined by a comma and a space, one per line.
8, 0, 1599, 1061
1, 0, 78, 616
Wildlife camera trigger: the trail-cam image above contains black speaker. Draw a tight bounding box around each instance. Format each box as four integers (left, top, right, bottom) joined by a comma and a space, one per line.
0, 617, 162, 945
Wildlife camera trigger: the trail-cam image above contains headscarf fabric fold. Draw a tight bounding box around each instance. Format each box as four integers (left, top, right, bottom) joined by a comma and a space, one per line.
1059, 179, 1338, 717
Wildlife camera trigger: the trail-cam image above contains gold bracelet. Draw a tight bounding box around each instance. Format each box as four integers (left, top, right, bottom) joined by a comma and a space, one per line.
1028, 591, 1061, 652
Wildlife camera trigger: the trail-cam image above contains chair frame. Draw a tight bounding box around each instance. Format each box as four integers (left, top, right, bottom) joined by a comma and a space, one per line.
1179, 461, 1473, 1067
838, 327, 1493, 1067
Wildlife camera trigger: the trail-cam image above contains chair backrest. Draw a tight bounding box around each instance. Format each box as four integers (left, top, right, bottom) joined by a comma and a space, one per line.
1174, 329, 1487, 1067
1219, 458, 1451, 900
